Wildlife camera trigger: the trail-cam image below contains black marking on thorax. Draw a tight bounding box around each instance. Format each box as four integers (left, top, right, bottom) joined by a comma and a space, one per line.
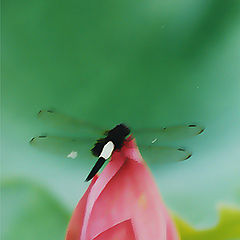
91, 123, 131, 157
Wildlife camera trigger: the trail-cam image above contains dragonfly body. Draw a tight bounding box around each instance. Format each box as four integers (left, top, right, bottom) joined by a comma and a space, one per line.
86, 124, 131, 181
91, 123, 130, 157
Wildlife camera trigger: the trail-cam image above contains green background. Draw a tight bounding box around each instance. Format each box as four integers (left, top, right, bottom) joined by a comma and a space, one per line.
1, 0, 240, 239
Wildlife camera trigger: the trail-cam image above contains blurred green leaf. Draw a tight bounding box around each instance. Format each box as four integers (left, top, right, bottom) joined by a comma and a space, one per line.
1, 178, 70, 240
2, 0, 240, 238
174, 205, 240, 240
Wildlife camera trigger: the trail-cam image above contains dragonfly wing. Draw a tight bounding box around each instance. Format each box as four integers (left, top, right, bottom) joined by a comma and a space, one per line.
30, 135, 96, 160
139, 145, 192, 165
37, 110, 104, 134
134, 124, 205, 144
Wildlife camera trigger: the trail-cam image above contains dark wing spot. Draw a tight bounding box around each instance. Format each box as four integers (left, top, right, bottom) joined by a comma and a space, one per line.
29, 137, 36, 143
198, 128, 205, 135
177, 148, 185, 152
184, 154, 192, 160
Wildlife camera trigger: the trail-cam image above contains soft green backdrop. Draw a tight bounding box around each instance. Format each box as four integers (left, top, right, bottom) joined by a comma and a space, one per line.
1, 0, 240, 239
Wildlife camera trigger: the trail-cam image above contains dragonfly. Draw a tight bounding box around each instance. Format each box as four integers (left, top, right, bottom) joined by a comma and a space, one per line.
30, 110, 205, 181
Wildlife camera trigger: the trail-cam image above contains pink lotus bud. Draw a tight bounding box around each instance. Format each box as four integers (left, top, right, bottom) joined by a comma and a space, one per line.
66, 136, 179, 240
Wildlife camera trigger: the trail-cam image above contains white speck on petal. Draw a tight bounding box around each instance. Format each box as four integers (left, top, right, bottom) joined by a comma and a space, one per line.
67, 151, 78, 159
152, 138, 158, 144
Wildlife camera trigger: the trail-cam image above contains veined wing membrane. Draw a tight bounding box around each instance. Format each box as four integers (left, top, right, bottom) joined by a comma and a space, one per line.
134, 124, 205, 144
139, 145, 192, 165
30, 136, 95, 160
38, 110, 104, 134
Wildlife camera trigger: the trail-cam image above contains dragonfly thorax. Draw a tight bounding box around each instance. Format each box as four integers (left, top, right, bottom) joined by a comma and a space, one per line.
91, 123, 131, 157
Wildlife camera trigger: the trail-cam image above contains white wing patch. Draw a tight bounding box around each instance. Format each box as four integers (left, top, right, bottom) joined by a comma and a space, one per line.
100, 141, 114, 159
67, 151, 78, 159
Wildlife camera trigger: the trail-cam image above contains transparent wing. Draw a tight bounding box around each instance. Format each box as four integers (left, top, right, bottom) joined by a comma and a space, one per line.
134, 124, 205, 144
30, 135, 96, 160
37, 110, 104, 135
139, 145, 192, 165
